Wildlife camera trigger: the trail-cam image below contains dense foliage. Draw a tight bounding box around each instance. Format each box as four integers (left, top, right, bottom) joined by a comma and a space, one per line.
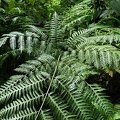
0, 0, 120, 119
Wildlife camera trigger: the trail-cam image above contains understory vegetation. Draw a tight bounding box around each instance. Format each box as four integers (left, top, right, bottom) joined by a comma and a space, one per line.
0, 0, 120, 119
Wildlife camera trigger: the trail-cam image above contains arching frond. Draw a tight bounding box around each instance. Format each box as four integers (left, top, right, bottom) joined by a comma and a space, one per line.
62, 0, 93, 31
0, 54, 54, 104
45, 12, 63, 43
0, 54, 114, 120
66, 25, 120, 70
77, 44, 120, 69
46, 93, 75, 120
68, 27, 120, 48
39, 110, 55, 120
0, 26, 46, 54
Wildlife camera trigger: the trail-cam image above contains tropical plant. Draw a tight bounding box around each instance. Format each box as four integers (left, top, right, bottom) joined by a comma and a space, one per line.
92, 0, 120, 27
0, 0, 51, 84
110, 0, 120, 16
0, 0, 120, 120
62, 0, 93, 32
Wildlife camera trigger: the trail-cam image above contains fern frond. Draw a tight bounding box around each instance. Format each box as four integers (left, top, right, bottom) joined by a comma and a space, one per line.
45, 12, 63, 45
25, 25, 47, 40
46, 93, 75, 120
0, 37, 9, 47
37, 109, 54, 120
62, 0, 93, 31
0, 91, 43, 118
0, 54, 54, 100
68, 27, 120, 48
7, 107, 37, 120
63, 15, 91, 30
0, 25, 47, 53
0, 31, 36, 53
57, 57, 114, 119
77, 44, 120, 69
83, 83, 114, 119
54, 55, 114, 119
0, 71, 46, 105
0, 53, 114, 119
7, 109, 55, 120
55, 77, 93, 120
76, 81, 114, 119
67, 26, 120, 70
87, 34, 120, 44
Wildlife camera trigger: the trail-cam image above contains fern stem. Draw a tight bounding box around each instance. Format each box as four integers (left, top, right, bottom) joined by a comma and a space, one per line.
35, 55, 61, 120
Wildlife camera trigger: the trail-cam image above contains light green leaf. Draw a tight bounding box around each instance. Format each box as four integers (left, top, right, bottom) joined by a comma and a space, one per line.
9, 0, 15, 10
29, 0, 36, 5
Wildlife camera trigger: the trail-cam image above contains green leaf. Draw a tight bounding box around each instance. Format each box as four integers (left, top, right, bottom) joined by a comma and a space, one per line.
111, 0, 120, 16
29, 0, 36, 5
9, 0, 15, 10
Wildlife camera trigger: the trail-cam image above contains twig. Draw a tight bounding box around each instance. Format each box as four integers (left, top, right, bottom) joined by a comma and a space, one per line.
35, 55, 60, 120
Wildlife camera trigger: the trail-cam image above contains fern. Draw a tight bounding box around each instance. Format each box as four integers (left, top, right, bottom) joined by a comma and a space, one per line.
45, 12, 63, 45
62, 0, 93, 31
46, 93, 75, 120
0, 54, 54, 104
68, 27, 120, 46
76, 44, 120, 69
0, 54, 114, 119
39, 110, 55, 120
0, 26, 46, 54
67, 26, 120, 69
0, 3, 119, 120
